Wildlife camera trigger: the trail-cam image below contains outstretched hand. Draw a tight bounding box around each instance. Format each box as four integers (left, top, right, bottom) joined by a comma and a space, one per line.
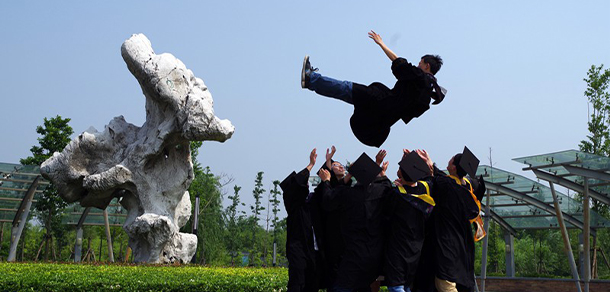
416, 149, 434, 174
402, 149, 411, 159
326, 146, 336, 169
379, 161, 389, 177
307, 148, 317, 172
368, 30, 384, 45
375, 149, 387, 166
318, 168, 331, 182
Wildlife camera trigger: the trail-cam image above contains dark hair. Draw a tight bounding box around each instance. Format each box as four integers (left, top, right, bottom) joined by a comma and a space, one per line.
452, 153, 467, 178
421, 54, 443, 75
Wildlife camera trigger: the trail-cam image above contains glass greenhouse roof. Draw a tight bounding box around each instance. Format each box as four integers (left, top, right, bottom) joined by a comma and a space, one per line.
476, 165, 610, 230
0, 162, 126, 227
514, 149, 610, 204
0, 163, 48, 223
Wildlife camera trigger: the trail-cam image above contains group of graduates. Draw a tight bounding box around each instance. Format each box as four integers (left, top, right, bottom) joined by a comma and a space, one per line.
280, 146, 486, 292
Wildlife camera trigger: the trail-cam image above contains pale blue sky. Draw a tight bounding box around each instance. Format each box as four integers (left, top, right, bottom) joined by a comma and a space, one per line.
1, 1, 608, 218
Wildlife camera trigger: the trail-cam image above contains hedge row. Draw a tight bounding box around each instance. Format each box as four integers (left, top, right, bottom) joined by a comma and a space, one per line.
0, 262, 288, 292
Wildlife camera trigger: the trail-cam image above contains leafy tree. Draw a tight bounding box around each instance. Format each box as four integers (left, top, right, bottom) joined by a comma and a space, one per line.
579, 64, 610, 277
21, 115, 73, 261
580, 64, 610, 157
269, 180, 281, 265
225, 185, 246, 265
187, 141, 229, 265
249, 171, 265, 265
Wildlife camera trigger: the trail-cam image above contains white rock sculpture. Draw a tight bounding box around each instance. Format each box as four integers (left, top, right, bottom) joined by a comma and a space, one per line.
40, 34, 234, 263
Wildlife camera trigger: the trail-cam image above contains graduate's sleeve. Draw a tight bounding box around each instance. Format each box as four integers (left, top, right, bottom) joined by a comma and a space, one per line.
432, 164, 447, 178
281, 168, 310, 214
391, 57, 422, 81
473, 175, 486, 201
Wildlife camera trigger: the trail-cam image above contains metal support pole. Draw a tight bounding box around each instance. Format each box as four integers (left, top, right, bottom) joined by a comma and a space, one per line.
74, 207, 91, 262
273, 241, 277, 267
191, 194, 200, 264
504, 233, 515, 277
579, 233, 584, 278
480, 209, 491, 291
583, 179, 591, 292
550, 182, 582, 292
478, 180, 493, 292
103, 209, 115, 262
8, 176, 40, 262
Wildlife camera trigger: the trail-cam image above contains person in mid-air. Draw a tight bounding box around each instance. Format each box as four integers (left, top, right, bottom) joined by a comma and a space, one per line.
301, 30, 445, 147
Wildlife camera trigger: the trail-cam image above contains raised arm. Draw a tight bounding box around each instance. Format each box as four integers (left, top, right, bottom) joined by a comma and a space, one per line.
325, 146, 336, 169
368, 30, 398, 61
416, 149, 435, 176
306, 148, 317, 172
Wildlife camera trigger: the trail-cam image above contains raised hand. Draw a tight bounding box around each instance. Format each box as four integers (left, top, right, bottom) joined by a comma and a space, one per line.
326, 145, 336, 169
402, 149, 411, 159
318, 168, 331, 182
380, 161, 389, 177
307, 148, 317, 172
416, 149, 434, 173
375, 149, 387, 166
368, 30, 383, 45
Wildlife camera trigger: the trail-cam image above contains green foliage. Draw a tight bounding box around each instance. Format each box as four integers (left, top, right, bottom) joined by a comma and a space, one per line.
0, 263, 288, 292
20, 116, 74, 261
187, 141, 228, 265
579, 64, 610, 218
249, 172, 265, 264
225, 185, 246, 265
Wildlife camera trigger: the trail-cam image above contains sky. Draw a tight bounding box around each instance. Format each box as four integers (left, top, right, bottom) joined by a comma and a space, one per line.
1, 1, 609, 220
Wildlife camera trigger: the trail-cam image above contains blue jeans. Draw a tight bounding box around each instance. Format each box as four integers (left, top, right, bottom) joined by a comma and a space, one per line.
388, 286, 411, 292
308, 71, 353, 104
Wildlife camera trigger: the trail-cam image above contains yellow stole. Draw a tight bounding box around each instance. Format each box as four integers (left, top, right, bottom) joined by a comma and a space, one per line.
448, 175, 487, 242
397, 181, 435, 206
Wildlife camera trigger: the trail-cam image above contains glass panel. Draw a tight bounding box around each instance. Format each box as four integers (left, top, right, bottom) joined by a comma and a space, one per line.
477, 165, 610, 229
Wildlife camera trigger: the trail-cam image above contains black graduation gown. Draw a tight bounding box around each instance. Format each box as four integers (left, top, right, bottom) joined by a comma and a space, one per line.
281, 168, 322, 292
430, 167, 480, 290
314, 166, 351, 288
383, 179, 434, 287
350, 57, 434, 147
319, 176, 393, 290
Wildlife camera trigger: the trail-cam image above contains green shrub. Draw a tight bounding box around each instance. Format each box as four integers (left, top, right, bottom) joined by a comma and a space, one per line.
0, 263, 288, 292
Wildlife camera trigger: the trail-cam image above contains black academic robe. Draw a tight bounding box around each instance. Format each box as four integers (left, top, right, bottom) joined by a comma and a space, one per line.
319, 176, 393, 290
281, 168, 323, 292
314, 166, 351, 288
383, 179, 434, 287
430, 167, 480, 290
350, 57, 434, 147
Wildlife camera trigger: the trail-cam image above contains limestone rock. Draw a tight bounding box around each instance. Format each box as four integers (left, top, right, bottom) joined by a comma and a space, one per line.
40, 34, 234, 263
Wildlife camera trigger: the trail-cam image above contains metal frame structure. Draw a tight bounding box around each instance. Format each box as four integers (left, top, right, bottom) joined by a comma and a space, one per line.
512, 150, 610, 292
0, 162, 128, 262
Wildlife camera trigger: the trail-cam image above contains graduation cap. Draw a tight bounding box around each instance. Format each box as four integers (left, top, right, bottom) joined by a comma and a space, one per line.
399, 151, 431, 182
347, 152, 382, 186
455, 146, 480, 178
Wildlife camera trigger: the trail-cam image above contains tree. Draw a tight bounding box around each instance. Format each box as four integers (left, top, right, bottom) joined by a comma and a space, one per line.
187, 141, 230, 265
21, 115, 73, 261
579, 64, 610, 278
269, 180, 281, 265
580, 64, 610, 158
225, 185, 246, 265
249, 171, 265, 265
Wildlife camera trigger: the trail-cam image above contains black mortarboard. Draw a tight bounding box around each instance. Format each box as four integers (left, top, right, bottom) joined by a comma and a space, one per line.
458, 146, 480, 178
399, 151, 430, 182
347, 153, 382, 186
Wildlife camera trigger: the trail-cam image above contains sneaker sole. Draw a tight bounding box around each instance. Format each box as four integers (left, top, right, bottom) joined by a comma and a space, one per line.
301, 55, 309, 88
